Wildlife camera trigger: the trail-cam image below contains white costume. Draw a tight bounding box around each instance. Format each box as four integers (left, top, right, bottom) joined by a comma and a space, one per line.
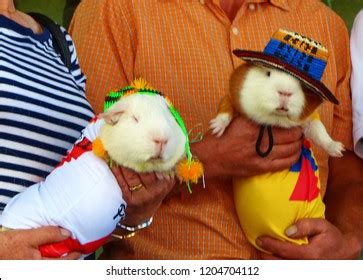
1, 118, 126, 257
351, 10, 363, 158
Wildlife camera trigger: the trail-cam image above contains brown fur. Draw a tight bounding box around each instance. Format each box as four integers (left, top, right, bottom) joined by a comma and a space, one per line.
217, 62, 324, 124
300, 88, 324, 121
229, 63, 250, 113
216, 63, 251, 118
217, 95, 234, 116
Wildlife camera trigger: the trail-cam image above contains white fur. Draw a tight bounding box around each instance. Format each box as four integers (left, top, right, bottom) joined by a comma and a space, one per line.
212, 65, 345, 157
303, 120, 345, 157
210, 113, 233, 137
100, 94, 186, 172
240, 66, 345, 157
240, 66, 305, 128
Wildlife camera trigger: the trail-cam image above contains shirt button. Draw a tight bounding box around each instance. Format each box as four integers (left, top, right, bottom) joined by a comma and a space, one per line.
249, 3, 256, 10
232, 27, 240, 36
200, 0, 205, 5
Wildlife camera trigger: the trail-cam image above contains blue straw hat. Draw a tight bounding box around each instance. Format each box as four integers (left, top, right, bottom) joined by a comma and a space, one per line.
233, 29, 339, 105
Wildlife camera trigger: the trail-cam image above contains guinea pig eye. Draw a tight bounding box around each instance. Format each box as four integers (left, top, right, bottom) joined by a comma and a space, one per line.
266, 70, 271, 77
132, 115, 139, 123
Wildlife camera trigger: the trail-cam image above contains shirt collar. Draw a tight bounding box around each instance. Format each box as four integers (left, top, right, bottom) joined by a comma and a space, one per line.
269, 0, 290, 11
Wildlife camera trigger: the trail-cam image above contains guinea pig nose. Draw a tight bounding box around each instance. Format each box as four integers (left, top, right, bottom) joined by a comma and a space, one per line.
153, 138, 168, 146
278, 91, 293, 97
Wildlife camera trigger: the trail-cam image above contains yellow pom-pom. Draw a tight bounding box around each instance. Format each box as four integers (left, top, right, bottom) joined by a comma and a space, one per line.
93, 138, 106, 159
176, 158, 204, 184
131, 77, 149, 89
131, 77, 156, 92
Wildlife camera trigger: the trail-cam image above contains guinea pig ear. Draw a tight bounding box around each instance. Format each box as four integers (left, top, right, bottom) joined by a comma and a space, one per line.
300, 88, 324, 120
100, 102, 127, 125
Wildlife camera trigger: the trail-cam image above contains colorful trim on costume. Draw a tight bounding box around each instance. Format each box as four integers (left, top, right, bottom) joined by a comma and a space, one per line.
289, 140, 320, 202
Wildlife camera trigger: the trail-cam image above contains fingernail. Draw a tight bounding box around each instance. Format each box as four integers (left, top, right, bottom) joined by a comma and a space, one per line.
60, 228, 71, 237
285, 225, 297, 236
256, 238, 263, 247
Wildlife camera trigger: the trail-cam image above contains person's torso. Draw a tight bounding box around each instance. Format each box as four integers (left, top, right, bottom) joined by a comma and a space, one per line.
75, 0, 351, 259
0, 15, 94, 214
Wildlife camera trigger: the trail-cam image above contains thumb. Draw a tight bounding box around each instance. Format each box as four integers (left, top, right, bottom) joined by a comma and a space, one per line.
285, 218, 328, 239
27, 226, 72, 247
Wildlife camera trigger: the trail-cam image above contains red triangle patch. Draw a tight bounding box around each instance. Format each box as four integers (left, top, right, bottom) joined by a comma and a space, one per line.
289, 156, 320, 202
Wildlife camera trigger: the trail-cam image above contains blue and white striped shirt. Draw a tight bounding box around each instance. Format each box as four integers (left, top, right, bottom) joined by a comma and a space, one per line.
0, 15, 94, 215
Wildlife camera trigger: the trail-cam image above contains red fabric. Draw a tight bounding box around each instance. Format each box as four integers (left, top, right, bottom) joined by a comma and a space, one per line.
89, 116, 100, 123
56, 137, 93, 168
289, 156, 320, 202
39, 235, 109, 258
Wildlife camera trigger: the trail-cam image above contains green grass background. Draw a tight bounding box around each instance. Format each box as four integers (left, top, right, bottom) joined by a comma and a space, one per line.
15, 0, 79, 27
328, 0, 363, 30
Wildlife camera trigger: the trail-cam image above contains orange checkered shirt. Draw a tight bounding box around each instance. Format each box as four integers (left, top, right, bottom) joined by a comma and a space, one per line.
69, 0, 353, 259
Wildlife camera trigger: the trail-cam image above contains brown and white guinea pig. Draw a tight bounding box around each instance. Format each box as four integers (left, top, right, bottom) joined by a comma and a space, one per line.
210, 63, 344, 157
209, 63, 344, 251
100, 93, 186, 173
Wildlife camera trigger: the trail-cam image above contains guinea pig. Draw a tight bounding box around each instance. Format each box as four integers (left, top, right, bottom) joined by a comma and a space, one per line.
100, 93, 186, 173
1, 86, 186, 258
210, 63, 344, 252
210, 63, 344, 156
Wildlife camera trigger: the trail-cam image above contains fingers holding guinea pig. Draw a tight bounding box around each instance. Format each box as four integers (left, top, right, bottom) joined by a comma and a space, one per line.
268, 140, 302, 161
255, 126, 303, 171
121, 168, 145, 191
265, 152, 302, 173
257, 137, 302, 173
271, 126, 303, 145
139, 172, 176, 199
110, 166, 175, 200
114, 167, 176, 227
110, 166, 139, 201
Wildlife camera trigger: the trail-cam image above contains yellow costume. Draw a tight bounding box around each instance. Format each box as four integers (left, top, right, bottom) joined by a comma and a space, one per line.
232, 28, 335, 253
234, 114, 325, 252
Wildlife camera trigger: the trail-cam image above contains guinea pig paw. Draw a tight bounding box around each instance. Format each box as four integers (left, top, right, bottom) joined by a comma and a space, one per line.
327, 141, 345, 157
209, 114, 231, 137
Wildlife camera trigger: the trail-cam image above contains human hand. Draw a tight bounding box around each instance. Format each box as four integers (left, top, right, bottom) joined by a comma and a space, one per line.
111, 166, 175, 226
0, 227, 81, 260
257, 218, 361, 259
193, 115, 303, 179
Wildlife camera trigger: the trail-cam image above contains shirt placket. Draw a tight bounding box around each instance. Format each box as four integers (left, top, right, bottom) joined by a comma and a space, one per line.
204, 0, 267, 68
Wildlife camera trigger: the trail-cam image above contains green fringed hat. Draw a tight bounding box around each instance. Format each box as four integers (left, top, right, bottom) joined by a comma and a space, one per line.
103, 78, 204, 193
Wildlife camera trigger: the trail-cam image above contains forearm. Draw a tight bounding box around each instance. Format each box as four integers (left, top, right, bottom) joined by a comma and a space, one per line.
325, 151, 363, 253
